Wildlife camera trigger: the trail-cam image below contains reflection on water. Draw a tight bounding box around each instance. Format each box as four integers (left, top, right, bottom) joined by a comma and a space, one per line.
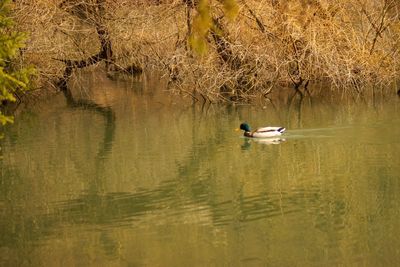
1, 72, 400, 266
241, 138, 286, 150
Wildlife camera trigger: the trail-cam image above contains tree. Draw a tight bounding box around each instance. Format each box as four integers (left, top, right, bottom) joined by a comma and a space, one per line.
0, 0, 33, 126
188, 0, 239, 54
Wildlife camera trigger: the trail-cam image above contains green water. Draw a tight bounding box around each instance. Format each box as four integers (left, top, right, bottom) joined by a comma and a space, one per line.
1, 74, 400, 266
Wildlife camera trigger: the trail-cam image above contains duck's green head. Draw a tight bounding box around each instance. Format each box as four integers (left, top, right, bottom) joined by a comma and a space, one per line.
239, 123, 251, 132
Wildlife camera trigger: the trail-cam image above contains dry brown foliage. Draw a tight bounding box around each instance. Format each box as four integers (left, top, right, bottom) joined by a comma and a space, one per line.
12, 0, 400, 102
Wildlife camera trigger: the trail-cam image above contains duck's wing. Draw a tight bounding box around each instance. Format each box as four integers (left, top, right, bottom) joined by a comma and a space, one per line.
255, 126, 286, 133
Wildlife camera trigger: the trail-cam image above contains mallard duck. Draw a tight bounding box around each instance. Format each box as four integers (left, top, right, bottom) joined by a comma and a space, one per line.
238, 122, 286, 138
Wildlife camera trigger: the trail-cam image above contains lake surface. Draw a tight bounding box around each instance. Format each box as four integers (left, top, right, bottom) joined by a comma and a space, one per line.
1, 73, 400, 266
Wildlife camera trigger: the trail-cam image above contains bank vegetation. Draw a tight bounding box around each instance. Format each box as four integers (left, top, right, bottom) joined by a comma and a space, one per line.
10, 0, 400, 102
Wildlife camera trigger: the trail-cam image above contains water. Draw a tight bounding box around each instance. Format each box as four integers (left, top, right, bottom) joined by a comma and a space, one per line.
1, 73, 400, 266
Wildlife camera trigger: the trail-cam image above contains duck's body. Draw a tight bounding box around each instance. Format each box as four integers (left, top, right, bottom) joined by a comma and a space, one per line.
239, 123, 286, 138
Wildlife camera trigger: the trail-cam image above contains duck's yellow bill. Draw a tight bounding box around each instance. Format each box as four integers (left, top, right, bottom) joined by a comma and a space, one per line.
235, 128, 240, 132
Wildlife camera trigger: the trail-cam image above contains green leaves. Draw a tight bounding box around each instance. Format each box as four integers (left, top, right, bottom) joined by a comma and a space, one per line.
189, 0, 212, 54
189, 0, 238, 54
0, 0, 33, 126
222, 0, 239, 20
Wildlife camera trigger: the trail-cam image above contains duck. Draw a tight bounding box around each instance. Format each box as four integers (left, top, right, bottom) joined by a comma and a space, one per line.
237, 122, 286, 138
